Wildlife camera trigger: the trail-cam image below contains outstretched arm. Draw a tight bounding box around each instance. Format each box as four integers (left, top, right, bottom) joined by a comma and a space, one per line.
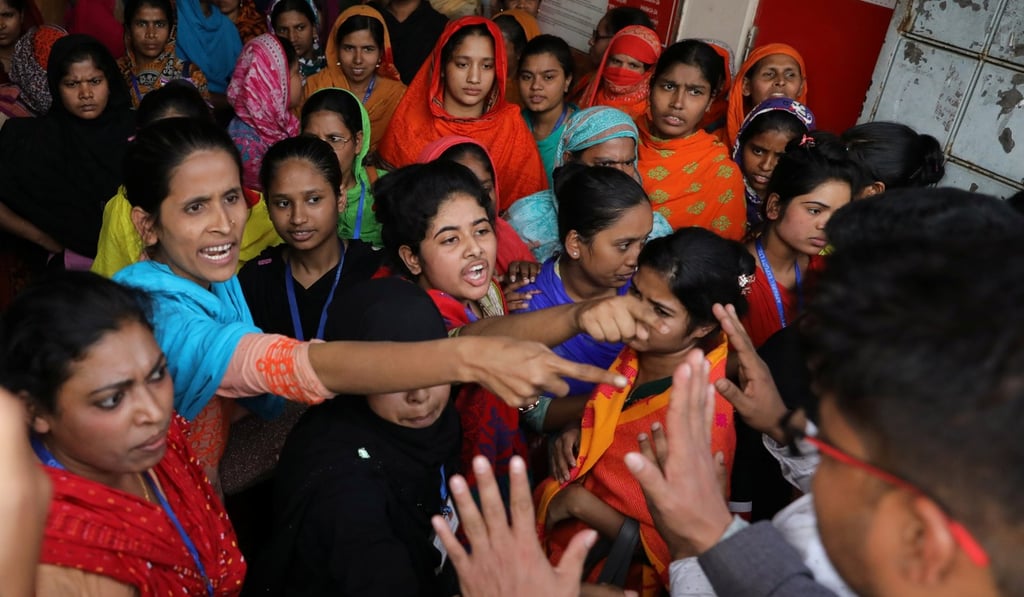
460, 294, 668, 348
309, 335, 629, 408
0, 388, 51, 597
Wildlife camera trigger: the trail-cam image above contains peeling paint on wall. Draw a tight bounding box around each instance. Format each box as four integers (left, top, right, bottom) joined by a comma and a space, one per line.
904, 41, 926, 64
998, 87, 1023, 117
998, 128, 1015, 153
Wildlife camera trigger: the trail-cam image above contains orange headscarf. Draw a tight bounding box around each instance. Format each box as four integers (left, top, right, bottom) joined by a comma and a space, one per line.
697, 39, 734, 132
304, 5, 405, 150
723, 43, 808, 146
377, 17, 547, 212
579, 25, 661, 121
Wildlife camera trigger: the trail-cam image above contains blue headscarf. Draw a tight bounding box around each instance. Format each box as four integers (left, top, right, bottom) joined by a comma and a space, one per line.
506, 106, 672, 261
732, 97, 815, 228
175, 0, 243, 94
114, 261, 283, 420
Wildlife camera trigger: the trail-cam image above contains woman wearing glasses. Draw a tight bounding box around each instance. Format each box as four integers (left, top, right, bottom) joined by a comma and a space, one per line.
298, 87, 384, 246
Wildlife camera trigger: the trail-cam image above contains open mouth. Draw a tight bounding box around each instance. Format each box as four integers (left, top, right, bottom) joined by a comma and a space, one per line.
289, 230, 315, 242
199, 242, 235, 263
463, 262, 489, 286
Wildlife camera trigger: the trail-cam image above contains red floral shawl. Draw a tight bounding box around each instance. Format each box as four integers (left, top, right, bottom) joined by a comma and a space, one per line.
39, 416, 246, 595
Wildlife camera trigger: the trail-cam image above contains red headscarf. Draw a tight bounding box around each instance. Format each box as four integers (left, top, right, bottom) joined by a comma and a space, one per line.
417, 136, 536, 278
579, 25, 661, 121
724, 43, 809, 146
378, 16, 547, 212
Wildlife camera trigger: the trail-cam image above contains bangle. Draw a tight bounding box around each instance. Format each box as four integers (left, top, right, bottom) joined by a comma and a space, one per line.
518, 399, 541, 413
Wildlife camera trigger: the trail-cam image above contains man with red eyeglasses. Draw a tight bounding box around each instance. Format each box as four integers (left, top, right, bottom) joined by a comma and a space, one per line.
625, 188, 1024, 597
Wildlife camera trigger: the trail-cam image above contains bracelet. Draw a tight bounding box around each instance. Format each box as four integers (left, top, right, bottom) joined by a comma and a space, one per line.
518, 399, 541, 413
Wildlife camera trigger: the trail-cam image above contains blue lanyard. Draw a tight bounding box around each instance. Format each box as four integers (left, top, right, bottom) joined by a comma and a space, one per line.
142, 472, 215, 596
129, 73, 144, 105
30, 434, 62, 468
755, 239, 802, 328
439, 464, 452, 517
528, 104, 568, 136
284, 240, 346, 341
551, 104, 569, 132
362, 74, 377, 103
351, 179, 367, 241
30, 435, 215, 596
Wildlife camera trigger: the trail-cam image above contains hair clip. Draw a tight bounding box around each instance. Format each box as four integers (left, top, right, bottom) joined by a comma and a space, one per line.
738, 273, 755, 295
799, 134, 816, 148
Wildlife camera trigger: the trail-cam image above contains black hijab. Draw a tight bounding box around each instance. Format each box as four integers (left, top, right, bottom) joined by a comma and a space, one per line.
0, 34, 134, 257
247, 277, 461, 596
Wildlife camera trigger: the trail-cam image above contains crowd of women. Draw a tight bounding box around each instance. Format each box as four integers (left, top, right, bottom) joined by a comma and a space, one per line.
0, 0, 965, 593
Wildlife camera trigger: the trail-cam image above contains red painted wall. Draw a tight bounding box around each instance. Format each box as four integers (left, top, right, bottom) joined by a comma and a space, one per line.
752, 0, 894, 134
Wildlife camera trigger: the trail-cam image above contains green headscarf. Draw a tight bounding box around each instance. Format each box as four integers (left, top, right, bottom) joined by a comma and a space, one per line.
304, 87, 384, 246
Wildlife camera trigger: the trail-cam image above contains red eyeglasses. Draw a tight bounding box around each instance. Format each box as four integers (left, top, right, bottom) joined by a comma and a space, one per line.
786, 416, 990, 568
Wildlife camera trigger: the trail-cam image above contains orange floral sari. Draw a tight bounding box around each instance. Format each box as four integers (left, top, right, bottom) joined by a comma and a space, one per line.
536, 342, 735, 596
637, 116, 746, 240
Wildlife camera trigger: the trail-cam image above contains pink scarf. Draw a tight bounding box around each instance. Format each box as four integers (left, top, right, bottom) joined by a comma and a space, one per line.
227, 34, 300, 147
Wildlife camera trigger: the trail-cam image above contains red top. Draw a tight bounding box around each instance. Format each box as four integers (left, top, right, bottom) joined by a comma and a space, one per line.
39, 416, 246, 595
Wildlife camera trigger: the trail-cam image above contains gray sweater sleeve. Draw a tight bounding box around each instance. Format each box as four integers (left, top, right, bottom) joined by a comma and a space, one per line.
697, 521, 839, 597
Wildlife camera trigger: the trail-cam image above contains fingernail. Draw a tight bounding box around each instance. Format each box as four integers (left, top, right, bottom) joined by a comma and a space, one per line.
510, 455, 525, 473
473, 455, 489, 474
583, 529, 598, 548
613, 375, 628, 387
450, 475, 468, 494
703, 359, 710, 374
624, 452, 645, 472
715, 451, 725, 464
680, 364, 691, 378
651, 421, 662, 431
637, 432, 648, 442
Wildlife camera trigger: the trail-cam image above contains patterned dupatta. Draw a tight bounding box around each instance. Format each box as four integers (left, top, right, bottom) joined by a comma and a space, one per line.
536, 341, 735, 595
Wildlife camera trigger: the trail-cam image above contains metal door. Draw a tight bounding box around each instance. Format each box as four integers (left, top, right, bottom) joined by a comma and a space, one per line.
860, 0, 1023, 197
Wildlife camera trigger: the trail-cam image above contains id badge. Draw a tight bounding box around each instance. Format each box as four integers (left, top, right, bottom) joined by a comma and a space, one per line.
432, 496, 459, 574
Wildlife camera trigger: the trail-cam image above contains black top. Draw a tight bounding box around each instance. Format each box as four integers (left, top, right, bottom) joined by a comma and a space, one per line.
0, 35, 134, 257
729, 322, 817, 521
237, 239, 383, 338
241, 278, 461, 597
243, 398, 462, 596
368, 0, 448, 85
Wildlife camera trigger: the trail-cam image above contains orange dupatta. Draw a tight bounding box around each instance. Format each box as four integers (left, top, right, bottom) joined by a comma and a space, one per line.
637, 116, 746, 240
304, 5, 406, 151
377, 16, 546, 212
722, 43, 809, 146
536, 343, 735, 594
697, 39, 734, 133
494, 8, 540, 107
578, 26, 661, 122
